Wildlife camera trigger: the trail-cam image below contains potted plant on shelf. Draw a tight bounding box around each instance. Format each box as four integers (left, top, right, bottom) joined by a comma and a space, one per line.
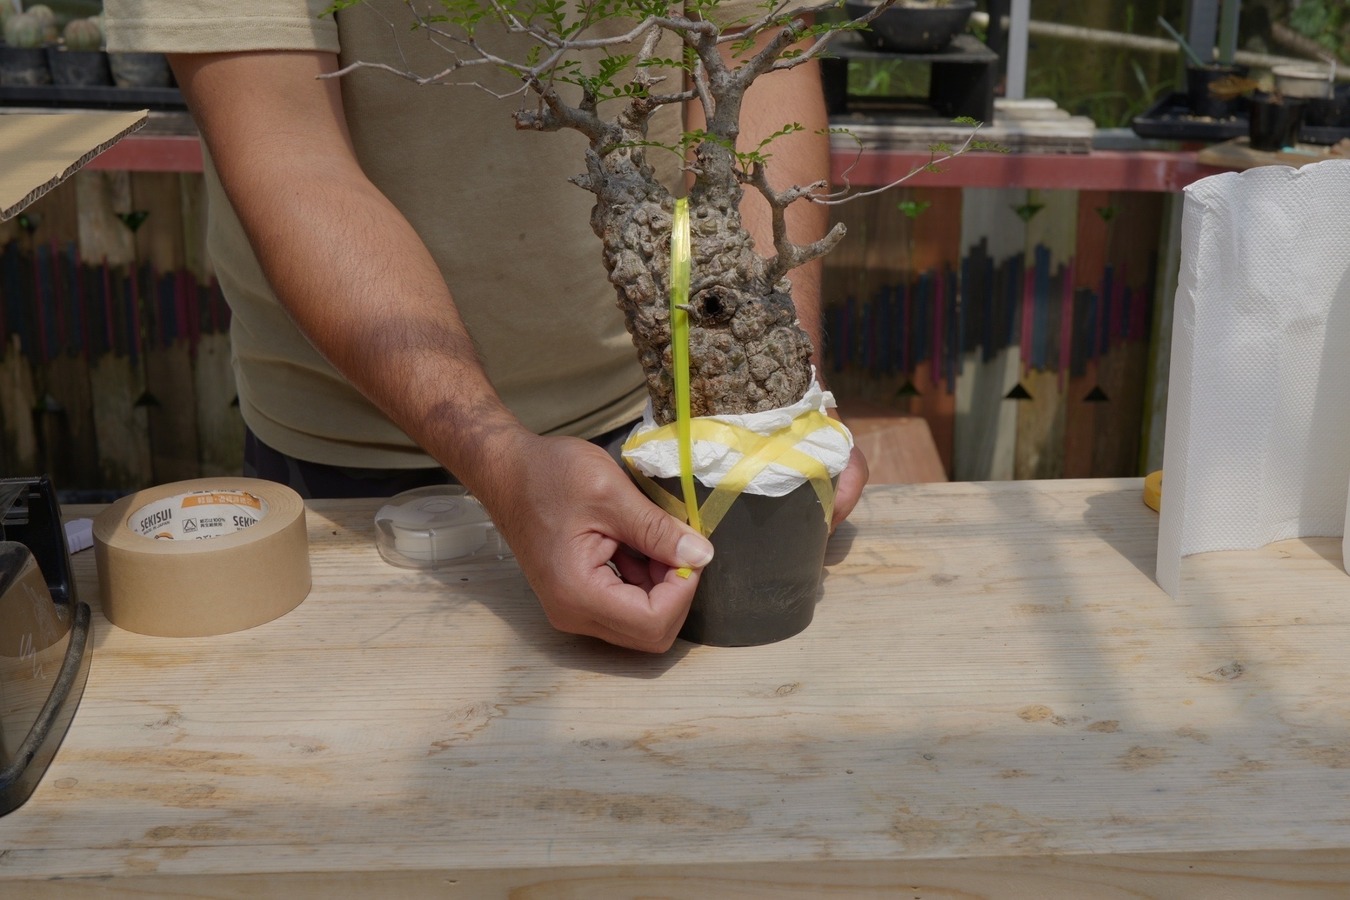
326, 0, 992, 645
842, 0, 976, 54
1247, 87, 1306, 151
47, 15, 111, 86
1159, 8, 1249, 121
1, 4, 55, 86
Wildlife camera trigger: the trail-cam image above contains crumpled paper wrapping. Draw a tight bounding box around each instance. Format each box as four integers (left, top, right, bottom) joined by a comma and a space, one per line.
1156, 158, 1350, 596
623, 371, 853, 497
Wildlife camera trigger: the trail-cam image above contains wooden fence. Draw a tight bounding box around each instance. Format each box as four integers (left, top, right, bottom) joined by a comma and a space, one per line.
0, 171, 1172, 494
821, 184, 1170, 481
0, 171, 241, 497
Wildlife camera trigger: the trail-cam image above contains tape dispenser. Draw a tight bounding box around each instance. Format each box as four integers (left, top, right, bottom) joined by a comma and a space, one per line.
1, 475, 92, 817
374, 485, 512, 570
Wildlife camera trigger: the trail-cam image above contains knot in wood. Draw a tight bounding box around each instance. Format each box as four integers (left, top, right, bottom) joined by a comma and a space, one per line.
688, 285, 744, 327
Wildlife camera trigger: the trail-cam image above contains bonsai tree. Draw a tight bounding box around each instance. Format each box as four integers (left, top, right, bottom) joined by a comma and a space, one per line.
325, 0, 991, 427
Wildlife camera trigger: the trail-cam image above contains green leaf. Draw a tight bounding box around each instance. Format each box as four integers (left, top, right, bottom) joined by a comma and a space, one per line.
898, 200, 930, 219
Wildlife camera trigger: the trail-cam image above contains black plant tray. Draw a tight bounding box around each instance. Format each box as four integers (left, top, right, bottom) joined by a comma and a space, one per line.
0, 83, 185, 111
1133, 91, 1350, 145
1131, 92, 1247, 142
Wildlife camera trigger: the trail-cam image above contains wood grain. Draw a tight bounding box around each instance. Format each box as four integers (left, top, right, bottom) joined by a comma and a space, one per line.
3, 481, 1350, 895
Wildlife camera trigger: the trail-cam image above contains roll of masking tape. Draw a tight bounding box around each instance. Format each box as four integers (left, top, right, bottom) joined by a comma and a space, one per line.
93, 478, 311, 637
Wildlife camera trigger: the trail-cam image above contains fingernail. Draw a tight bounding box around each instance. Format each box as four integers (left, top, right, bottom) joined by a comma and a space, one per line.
676, 534, 714, 568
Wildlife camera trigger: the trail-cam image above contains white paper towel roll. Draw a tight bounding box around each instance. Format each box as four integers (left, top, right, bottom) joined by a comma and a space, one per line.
1156, 158, 1350, 596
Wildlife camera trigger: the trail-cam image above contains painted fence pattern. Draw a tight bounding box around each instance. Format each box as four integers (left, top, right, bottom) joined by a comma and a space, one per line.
0, 173, 1173, 494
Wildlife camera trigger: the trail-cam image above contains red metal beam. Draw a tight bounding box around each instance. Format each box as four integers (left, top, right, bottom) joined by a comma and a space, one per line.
831, 148, 1228, 192
87, 133, 202, 173
94, 133, 1228, 193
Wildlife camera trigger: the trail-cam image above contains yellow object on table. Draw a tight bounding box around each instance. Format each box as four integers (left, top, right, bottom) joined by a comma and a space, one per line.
1143, 469, 1163, 511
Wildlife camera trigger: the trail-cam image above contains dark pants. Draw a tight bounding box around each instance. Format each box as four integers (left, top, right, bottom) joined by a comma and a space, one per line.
243, 423, 636, 500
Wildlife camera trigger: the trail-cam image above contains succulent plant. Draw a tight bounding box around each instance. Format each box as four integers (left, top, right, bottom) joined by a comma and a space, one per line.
23, 3, 57, 42
4, 11, 46, 48
61, 16, 102, 52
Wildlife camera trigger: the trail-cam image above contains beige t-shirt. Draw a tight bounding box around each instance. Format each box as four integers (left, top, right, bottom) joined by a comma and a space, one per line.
105, 0, 684, 468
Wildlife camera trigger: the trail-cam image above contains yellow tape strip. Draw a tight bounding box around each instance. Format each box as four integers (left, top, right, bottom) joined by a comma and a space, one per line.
622, 409, 844, 537
671, 198, 697, 577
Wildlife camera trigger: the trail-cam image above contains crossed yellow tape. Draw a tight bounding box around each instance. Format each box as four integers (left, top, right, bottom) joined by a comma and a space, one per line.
622, 409, 847, 539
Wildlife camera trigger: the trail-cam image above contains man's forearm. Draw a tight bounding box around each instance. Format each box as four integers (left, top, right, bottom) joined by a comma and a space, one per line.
734, 55, 832, 367
171, 50, 530, 495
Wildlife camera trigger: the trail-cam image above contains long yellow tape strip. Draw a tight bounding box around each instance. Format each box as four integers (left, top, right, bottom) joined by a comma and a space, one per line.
670, 198, 698, 577
670, 198, 700, 539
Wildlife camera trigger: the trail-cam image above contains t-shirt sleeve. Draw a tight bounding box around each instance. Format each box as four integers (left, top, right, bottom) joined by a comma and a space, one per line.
103, 0, 340, 54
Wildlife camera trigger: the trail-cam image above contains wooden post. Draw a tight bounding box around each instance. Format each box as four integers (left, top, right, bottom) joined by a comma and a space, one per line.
953, 188, 1023, 481
77, 169, 153, 491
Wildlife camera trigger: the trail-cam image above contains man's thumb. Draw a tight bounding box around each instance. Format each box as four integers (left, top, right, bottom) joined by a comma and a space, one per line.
626, 504, 714, 569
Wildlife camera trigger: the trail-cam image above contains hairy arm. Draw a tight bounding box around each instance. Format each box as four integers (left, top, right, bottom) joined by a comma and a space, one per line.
172, 50, 713, 651
172, 51, 524, 484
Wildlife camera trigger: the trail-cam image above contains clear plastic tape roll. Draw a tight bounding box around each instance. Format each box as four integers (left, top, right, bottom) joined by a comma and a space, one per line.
92, 478, 311, 637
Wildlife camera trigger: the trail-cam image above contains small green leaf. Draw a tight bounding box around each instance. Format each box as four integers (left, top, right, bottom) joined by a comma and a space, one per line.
898, 200, 931, 219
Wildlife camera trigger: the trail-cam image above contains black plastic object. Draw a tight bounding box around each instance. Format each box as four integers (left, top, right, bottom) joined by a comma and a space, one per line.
845, 0, 976, 54
821, 31, 997, 123
1185, 63, 1248, 121
0, 476, 93, 817
1304, 84, 1350, 137
0, 46, 51, 87
1133, 90, 1350, 146
46, 48, 113, 87
1248, 93, 1305, 151
662, 477, 835, 647
1131, 92, 1247, 141
0, 82, 185, 111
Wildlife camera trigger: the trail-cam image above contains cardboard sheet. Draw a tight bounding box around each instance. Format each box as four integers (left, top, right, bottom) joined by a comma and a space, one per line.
0, 110, 148, 221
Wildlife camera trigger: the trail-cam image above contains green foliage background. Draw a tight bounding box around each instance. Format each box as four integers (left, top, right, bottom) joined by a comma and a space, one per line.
850, 0, 1346, 129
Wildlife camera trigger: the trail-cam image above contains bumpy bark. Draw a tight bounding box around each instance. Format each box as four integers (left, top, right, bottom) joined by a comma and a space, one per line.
511, 19, 842, 426
583, 150, 812, 425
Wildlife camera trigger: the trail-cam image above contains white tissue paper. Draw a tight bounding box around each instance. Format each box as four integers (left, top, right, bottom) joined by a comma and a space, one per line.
1156, 158, 1350, 596
623, 370, 854, 497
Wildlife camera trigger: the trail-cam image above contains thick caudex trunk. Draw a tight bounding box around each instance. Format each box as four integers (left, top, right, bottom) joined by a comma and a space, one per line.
581, 144, 814, 427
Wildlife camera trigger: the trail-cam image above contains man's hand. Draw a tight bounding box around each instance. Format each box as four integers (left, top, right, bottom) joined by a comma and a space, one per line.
832, 444, 869, 530
478, 434, 714, 653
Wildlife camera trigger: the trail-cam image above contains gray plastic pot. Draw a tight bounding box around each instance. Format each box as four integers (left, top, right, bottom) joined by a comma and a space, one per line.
659, 476, 835, 647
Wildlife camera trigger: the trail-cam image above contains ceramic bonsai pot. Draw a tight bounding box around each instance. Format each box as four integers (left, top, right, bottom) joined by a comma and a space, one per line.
844, 0, 976, 54
1272, 65, 1334, 101
660, 476, 835, 647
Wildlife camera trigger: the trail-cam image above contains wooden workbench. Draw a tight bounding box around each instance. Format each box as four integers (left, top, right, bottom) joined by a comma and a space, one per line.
3, 479, 1350, 897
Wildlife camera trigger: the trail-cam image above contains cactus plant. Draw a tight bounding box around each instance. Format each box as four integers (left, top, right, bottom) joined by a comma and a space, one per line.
62, 16, 102, 52
25, 3, 56, 42
4, 11, 46, 48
